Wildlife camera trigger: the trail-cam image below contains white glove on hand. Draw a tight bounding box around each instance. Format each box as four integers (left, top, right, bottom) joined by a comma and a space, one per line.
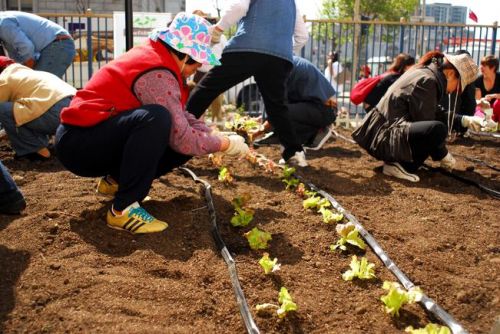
210, 26, 223, 45
224, 135, 249, 156
440, 152, 456, 171
461, 116, 485, 131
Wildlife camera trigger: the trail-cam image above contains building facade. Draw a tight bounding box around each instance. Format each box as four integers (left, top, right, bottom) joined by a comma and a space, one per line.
0, 0, 185, 14
425, 3, 467, 24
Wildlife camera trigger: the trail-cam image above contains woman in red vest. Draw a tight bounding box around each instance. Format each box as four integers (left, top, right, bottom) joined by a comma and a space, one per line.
55, 12, 249, 234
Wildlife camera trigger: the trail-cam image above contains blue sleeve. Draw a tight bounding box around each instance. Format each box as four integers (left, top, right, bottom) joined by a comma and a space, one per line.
0, 18, 36, 63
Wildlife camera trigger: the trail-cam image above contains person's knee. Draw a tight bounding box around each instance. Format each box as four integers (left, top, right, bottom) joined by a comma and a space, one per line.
430, 121, 447, 142
139, 105, 172, 133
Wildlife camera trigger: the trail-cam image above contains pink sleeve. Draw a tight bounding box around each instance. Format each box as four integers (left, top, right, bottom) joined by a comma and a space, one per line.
133, 69, 222, 155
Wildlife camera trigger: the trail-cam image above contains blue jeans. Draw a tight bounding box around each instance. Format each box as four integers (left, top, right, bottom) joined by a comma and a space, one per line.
35, 39, 76, 78
0, 97, 71, 156
0, 161, 18, 194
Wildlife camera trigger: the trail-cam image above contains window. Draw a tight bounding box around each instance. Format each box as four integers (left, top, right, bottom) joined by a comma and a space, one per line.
6, 0, 33, 11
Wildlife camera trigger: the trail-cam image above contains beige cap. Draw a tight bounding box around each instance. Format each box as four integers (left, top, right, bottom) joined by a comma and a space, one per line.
444, 53, 479, 92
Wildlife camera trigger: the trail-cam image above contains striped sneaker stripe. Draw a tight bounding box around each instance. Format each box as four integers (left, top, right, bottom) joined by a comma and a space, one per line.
126, 220, 143, 231
123, 218, 137, 230
131, 223, 146, 233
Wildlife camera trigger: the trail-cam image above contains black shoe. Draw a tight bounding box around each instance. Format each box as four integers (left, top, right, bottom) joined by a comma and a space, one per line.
14, 152, 50, 162
0, 190, 26, 215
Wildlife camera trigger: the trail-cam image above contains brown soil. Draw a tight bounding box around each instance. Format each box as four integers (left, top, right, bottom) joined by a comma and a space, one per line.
0, 129, 499, 334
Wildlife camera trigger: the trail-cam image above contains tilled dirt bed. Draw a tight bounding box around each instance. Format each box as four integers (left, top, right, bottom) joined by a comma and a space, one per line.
0, 129, 498, 334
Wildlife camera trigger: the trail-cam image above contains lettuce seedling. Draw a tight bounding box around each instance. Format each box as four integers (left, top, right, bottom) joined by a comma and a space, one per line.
283, 177, 300, 190
380, 281, 422, 317
331, 222, 366, 251
281, 166, 296, 179
218, 167, 233, 184
232, 193, 252, 210
277, 287, 298, 318
245, 227, 272, 250
258, 252, 281, 274
302, 196, 331, 210
342, 255, 376, 281
231, 207, 254, 227
319, 207, 343, 224
256, 287, 298, 318
405, 324, 451, 334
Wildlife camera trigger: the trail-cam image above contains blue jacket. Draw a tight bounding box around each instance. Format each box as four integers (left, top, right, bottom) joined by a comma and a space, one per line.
224, 0, 296, 63
0, 11, 68, 63
287, 56, 336, 104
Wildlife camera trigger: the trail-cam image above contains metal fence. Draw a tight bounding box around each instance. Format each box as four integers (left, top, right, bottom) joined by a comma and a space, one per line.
40, 14, 500, 116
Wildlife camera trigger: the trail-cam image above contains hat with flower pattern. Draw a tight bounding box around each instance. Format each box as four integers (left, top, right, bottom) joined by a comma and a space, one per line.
149, 12, 221, 66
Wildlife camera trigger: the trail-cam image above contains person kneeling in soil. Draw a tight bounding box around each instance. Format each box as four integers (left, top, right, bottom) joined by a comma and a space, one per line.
55, 12, 249, 234
352, 51, 484, 183
0, 56, 75, 161
254, 56, 338, 151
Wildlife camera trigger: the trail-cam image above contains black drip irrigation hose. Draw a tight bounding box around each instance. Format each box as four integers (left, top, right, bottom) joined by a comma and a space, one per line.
452, 153, 500, 172
293, 174, 469, 334
179, 167, 260, 334
424, 165, 500, 200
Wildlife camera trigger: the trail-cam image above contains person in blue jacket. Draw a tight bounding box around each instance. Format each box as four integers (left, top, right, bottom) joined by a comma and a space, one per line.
255, 56, 338, 150
0, 11, 75, 78
186, 0, 310, 166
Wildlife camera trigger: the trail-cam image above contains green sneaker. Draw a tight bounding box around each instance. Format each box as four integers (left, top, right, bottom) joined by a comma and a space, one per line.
106, 202, 168, 234
97, 176, 118, 196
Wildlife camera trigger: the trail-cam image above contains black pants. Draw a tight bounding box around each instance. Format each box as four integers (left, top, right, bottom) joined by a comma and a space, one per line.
400, 120, 448, 172
287, 101, 336, 145
55, 105, 191, 211
186, 52, 302, 160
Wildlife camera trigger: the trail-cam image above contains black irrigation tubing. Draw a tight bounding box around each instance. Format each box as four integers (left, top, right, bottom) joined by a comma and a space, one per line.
179, 167, 260, 334
425, 165, 500, 200
293, 174, 469, 334
452, 153, 500, 172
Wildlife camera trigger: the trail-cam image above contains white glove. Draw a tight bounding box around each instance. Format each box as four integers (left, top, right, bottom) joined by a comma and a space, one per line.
224, 135, 249, 156
461, 116, 485, 131
210, 25, 223, 45
440, 152, 456, 171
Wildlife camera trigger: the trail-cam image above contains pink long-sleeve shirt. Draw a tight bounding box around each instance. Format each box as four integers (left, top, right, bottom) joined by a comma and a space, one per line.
133, 69, 222, 156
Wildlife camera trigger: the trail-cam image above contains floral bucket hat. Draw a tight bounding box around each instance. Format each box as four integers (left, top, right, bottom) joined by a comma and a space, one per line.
149, 12, 221, 66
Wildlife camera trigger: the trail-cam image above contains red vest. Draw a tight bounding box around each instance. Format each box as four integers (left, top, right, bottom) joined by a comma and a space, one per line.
61, 39, 188, 127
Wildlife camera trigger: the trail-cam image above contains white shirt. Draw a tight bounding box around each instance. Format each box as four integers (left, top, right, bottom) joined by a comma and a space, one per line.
216, 0, 309, 54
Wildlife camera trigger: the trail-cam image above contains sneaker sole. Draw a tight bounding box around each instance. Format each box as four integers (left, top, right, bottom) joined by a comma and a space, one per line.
383, 165, 419, 182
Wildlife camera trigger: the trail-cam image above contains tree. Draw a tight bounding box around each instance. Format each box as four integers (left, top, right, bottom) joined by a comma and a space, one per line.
319, 0, 419, 21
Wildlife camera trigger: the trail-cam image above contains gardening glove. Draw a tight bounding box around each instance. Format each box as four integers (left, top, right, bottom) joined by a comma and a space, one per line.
439, 152, 456, 171
210, 25, 223, 45
224, 135, 249, 156
461, 116, 484, 131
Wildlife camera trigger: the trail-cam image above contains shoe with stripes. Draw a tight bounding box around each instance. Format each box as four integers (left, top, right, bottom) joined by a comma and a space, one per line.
97, 176, 119, 196
106, 202, 168, 234
383, 162, 420, 182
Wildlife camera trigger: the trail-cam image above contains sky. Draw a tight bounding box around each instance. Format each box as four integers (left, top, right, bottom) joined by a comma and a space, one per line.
186, 0, 500, 25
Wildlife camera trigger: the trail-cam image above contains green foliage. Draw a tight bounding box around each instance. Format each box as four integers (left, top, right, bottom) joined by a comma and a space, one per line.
224, 114, 260, 133
302, 195, 331, 211
281, 166, 296, 179
277, 287, 298, 318
283, 177, 300, 190
342, 255, 376, 281
319, 0, 419, 21
258, 252, 281, 274
218, 167, 233, 184
331, 222, 366, 251
405, 324, 451, 334
232, 193, 252, 210
245, 227, 272, 250
319, 207, 344, 224
380, 281, 422, 317
231, 207, 254, 227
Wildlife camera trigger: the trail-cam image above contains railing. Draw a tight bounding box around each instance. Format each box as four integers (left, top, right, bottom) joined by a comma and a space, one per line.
39, 14, 499, 116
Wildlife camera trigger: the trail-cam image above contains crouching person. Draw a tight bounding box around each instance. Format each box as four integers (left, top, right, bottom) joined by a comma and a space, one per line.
0, 161, 26, 214
55, 12, 249, 234
0, 56, 75, 161
352, 51, 481, 182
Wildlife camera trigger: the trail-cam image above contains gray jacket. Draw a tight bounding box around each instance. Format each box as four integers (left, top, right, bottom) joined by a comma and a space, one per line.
352, 64, 447, 162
